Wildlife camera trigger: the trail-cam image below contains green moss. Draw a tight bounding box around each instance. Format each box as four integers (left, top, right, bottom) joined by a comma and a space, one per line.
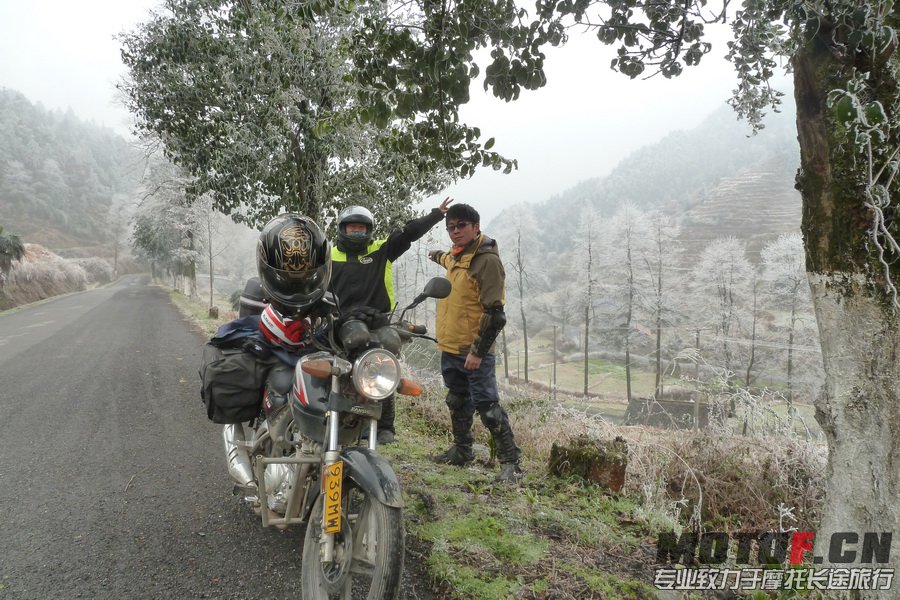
559, 563, 656, 598
524, 489, 644, 549
427, 551, 521, 600
530, 578, 549, 595
420, 514, 548, 565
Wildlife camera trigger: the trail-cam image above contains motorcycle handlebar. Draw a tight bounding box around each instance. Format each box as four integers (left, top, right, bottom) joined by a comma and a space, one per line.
391, 320, 431, 342
401, 323, 427, 335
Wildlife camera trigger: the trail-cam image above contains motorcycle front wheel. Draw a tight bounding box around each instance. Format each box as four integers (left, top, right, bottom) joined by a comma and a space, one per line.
301, 485, 404, 600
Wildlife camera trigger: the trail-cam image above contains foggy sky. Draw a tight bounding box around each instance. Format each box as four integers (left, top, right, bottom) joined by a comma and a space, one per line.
0, 1, 794, 228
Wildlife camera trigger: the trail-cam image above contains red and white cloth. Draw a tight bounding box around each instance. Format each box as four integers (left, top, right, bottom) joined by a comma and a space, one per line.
259, 304, 309, 349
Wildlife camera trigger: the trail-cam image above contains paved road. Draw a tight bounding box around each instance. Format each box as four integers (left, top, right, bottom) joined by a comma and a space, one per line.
0, 276, 315, 599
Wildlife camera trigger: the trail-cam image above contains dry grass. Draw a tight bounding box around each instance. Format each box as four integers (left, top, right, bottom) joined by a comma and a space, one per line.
0, 245, 120, 310
403, 362, 826, 534
2, 244, 91, 306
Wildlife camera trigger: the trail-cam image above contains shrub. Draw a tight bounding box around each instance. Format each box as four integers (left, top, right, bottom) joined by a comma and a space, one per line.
3, 244, 89, 305
71, 257, 115, 284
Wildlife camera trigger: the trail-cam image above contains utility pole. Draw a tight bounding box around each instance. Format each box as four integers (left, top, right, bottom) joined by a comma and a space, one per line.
552, 325, 558, 402
689, 327, 712, 380
693, 328, 701, 380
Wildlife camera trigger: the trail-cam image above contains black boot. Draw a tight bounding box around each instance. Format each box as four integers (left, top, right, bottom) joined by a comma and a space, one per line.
479, 403, 523, 482
433, 393, 475, 465
377, 394, 396, 444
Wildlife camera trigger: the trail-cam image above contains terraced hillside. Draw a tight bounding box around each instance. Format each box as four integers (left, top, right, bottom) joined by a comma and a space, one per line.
674, 159, 801, 262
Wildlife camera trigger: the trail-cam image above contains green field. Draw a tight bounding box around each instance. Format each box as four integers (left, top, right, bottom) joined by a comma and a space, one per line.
497, 346, 681, 399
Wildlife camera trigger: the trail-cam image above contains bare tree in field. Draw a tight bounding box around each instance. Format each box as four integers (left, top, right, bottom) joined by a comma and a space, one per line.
495, 207, 542, 384
193, 194, 232, 309
570, 211, 600, 397
762, 233, 812, 405
744, 272, 762, 388
513, 228, 530, 382
691, 237, 754, 383
598, 204, 651, 402
642, 212, 681, 399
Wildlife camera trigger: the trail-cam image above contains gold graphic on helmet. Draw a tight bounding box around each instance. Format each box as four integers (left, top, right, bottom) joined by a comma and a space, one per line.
279, 224, 312, 272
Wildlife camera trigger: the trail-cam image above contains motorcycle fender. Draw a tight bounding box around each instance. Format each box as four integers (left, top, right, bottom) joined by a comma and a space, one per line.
339, 448, 404, 508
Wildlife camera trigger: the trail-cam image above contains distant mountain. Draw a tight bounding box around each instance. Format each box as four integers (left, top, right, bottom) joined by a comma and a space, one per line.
489, 105, 800, 260
0, 89, 144, 256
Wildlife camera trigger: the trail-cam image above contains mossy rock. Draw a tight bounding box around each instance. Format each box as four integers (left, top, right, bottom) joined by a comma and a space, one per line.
548, 435, 628, 492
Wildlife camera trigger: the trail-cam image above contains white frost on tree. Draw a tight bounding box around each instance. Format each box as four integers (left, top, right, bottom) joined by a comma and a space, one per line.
691, 237, 754, 382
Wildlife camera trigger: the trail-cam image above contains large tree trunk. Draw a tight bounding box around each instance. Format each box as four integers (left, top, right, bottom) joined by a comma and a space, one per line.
795, 33, 900, 591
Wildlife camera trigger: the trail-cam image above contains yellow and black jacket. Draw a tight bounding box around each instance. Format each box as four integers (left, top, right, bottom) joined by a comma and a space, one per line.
330, 208, 444, 313
430, 233, 505, 356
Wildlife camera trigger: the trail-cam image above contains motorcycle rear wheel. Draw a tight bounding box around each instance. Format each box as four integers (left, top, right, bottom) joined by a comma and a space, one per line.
301, 485, 404, 600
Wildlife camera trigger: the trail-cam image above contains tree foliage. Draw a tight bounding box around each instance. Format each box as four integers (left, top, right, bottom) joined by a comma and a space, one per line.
130, 155, 204, 292
0, 226, 25, 278
346, 0, 565, 178
120, 0, 500, 230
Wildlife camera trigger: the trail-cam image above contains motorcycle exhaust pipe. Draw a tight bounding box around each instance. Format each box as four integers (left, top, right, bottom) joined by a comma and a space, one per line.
223, 424, 256, 490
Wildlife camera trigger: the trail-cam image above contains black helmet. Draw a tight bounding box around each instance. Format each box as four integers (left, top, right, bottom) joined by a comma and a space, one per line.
256, 214, 331, 316
336, 205, 375, 254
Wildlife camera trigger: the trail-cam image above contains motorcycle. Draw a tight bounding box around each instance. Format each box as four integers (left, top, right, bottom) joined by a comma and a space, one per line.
222, 276, 451, 599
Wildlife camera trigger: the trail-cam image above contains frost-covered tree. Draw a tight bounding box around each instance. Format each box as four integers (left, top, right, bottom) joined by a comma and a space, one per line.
597, 204, 651, 401
642, 212, 682, 398
119, 0, 452, 228
744, 273, 762, 388
131, 156, 203, 295
568, 210, 600, 396
496, 207, 542, 383
762, 233, 814, 403
692, 237, 754, 382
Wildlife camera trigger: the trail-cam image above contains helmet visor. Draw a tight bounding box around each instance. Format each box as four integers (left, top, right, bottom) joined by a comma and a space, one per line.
260, 262, 331, 308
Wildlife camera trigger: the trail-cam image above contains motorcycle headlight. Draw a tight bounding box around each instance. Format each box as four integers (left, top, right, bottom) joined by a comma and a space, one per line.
352, 348, 400, 400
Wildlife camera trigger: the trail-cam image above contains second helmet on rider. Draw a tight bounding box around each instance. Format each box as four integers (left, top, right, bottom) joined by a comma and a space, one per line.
336, 205, 375, 254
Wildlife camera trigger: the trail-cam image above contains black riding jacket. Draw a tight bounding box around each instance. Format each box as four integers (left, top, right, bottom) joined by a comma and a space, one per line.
330, 208, 444, 313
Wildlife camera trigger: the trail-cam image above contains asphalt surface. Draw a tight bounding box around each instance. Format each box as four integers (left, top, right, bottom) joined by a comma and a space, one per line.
0, 276, 327, 599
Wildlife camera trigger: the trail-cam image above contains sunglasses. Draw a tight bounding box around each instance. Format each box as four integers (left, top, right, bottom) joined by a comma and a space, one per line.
446, 222, 472, 232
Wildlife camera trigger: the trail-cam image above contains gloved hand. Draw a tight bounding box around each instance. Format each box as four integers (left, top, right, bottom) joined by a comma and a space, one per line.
338, 306, 389, 330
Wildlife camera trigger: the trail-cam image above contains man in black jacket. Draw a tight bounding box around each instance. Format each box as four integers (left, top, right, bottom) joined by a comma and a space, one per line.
330, 197, 452, 442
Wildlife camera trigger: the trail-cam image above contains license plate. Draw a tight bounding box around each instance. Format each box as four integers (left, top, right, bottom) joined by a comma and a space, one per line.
323, 461, 343, 534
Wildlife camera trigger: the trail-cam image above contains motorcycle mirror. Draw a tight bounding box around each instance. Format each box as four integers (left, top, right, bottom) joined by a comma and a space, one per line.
400, 277, 452, 318
421, 277, 451, 300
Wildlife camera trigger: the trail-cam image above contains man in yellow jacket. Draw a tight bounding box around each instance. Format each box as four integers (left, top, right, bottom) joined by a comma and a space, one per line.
428, 203, 522, 483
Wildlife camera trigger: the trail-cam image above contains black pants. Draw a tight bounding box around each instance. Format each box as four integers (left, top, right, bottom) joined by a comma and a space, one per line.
377, 393, 395, 433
